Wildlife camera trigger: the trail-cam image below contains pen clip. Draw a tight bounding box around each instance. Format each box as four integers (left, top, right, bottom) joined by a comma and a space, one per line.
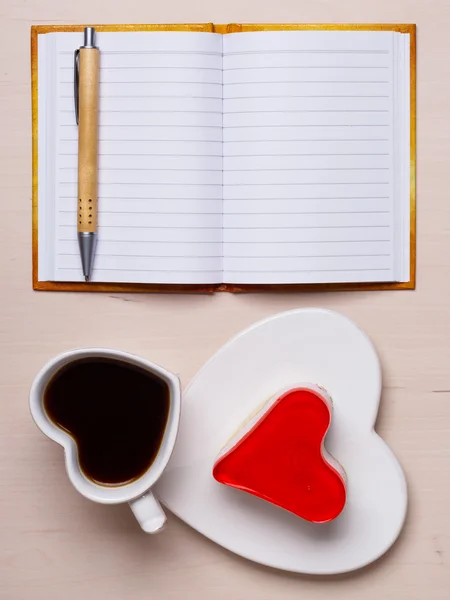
74, 48, 80, 125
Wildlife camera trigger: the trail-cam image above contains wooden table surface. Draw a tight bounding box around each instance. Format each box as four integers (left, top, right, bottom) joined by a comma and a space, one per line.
1, 0, 449, 598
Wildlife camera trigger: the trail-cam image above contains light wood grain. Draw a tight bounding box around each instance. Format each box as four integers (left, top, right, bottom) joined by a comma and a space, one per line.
1, 1, 450, 598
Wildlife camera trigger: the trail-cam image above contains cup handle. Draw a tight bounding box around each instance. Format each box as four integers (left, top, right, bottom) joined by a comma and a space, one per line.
129, 491, 167, 534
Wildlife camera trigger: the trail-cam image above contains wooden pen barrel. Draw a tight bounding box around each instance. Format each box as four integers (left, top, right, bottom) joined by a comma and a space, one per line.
77, 47, 99, 233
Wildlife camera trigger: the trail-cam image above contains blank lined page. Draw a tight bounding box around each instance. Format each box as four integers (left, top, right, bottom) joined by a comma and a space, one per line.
38, 31, 223, 284
222, 30, 399, 284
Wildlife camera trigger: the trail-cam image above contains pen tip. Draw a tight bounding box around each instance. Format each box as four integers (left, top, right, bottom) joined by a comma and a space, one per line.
85, 275, 89, 282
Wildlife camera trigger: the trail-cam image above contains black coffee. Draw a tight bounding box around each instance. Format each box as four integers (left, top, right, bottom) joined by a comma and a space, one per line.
43, 357, 170, 486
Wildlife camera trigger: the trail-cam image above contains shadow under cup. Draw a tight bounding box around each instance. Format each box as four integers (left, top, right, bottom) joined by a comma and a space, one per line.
29, 348, 181, 533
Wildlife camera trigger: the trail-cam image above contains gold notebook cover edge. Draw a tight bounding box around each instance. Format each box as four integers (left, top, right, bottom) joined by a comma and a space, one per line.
31, 23, 416, 293
31, 27, 38, 291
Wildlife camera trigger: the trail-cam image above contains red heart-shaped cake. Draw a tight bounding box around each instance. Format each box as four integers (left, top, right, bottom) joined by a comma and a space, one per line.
212, 385, 346, 523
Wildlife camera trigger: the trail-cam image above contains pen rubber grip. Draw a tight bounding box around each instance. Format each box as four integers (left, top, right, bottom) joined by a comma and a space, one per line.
77, 47, 99, 234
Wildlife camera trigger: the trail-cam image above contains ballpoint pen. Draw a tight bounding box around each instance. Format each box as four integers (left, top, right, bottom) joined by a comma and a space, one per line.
74, 27, 99, 282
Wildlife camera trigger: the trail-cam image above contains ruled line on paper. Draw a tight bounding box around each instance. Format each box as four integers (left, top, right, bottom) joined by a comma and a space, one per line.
58, 252, 388, 258
59, 167, 223, 172
58, 224, 389, 230
223, 95, 390, 99
224, 225, 391, 230
225, 268, 391, 273
58, 210, 222, 215
60, 66, 223, 71
58, 153, 387, 157
224, 50, 390, 55
225, 254, 391, 258
59, 253, 222, 258
60, 138, 222, 142
225, 157, 389, 158
59, 167, 387, 172
58, 225, 223, 229
61, 109, 388, 114
59, 153, 224, 157
224, 167, 389, 171
226, 66, 390, 70
222, 211, 390, 215
223, 139, 390, 143
224, 109, 390, 113
60, 50, 223, 56
226, 81, 389, 85
60, 124, 222, 128
58, 239, 223, 243
58, 196, 222, 200
224, 182, 390, 186
223, 239, 390, 244
60, 95, 223, 100
224, 196, 390, 200
86, 81, 223, 86
58, 210, 389, 216
59, 267, 221, 273
59, 109, 223, 114
57, 238, 391, 244
223, 124, 388, 128
59, 181, 223, 186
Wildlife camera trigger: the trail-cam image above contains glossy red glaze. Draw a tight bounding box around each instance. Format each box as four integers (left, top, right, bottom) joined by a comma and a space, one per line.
213, 388, 346, 523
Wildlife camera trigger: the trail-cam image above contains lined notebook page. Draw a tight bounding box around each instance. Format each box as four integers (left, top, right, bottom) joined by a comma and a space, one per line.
222, 31, 401, 284
38, 32, 223, 284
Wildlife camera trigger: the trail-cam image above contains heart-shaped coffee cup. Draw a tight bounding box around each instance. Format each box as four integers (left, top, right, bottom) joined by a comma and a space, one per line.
29, 348, 181, 533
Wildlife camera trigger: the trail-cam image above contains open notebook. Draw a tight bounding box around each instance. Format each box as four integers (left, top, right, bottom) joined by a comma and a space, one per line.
32, 24, 415, 292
